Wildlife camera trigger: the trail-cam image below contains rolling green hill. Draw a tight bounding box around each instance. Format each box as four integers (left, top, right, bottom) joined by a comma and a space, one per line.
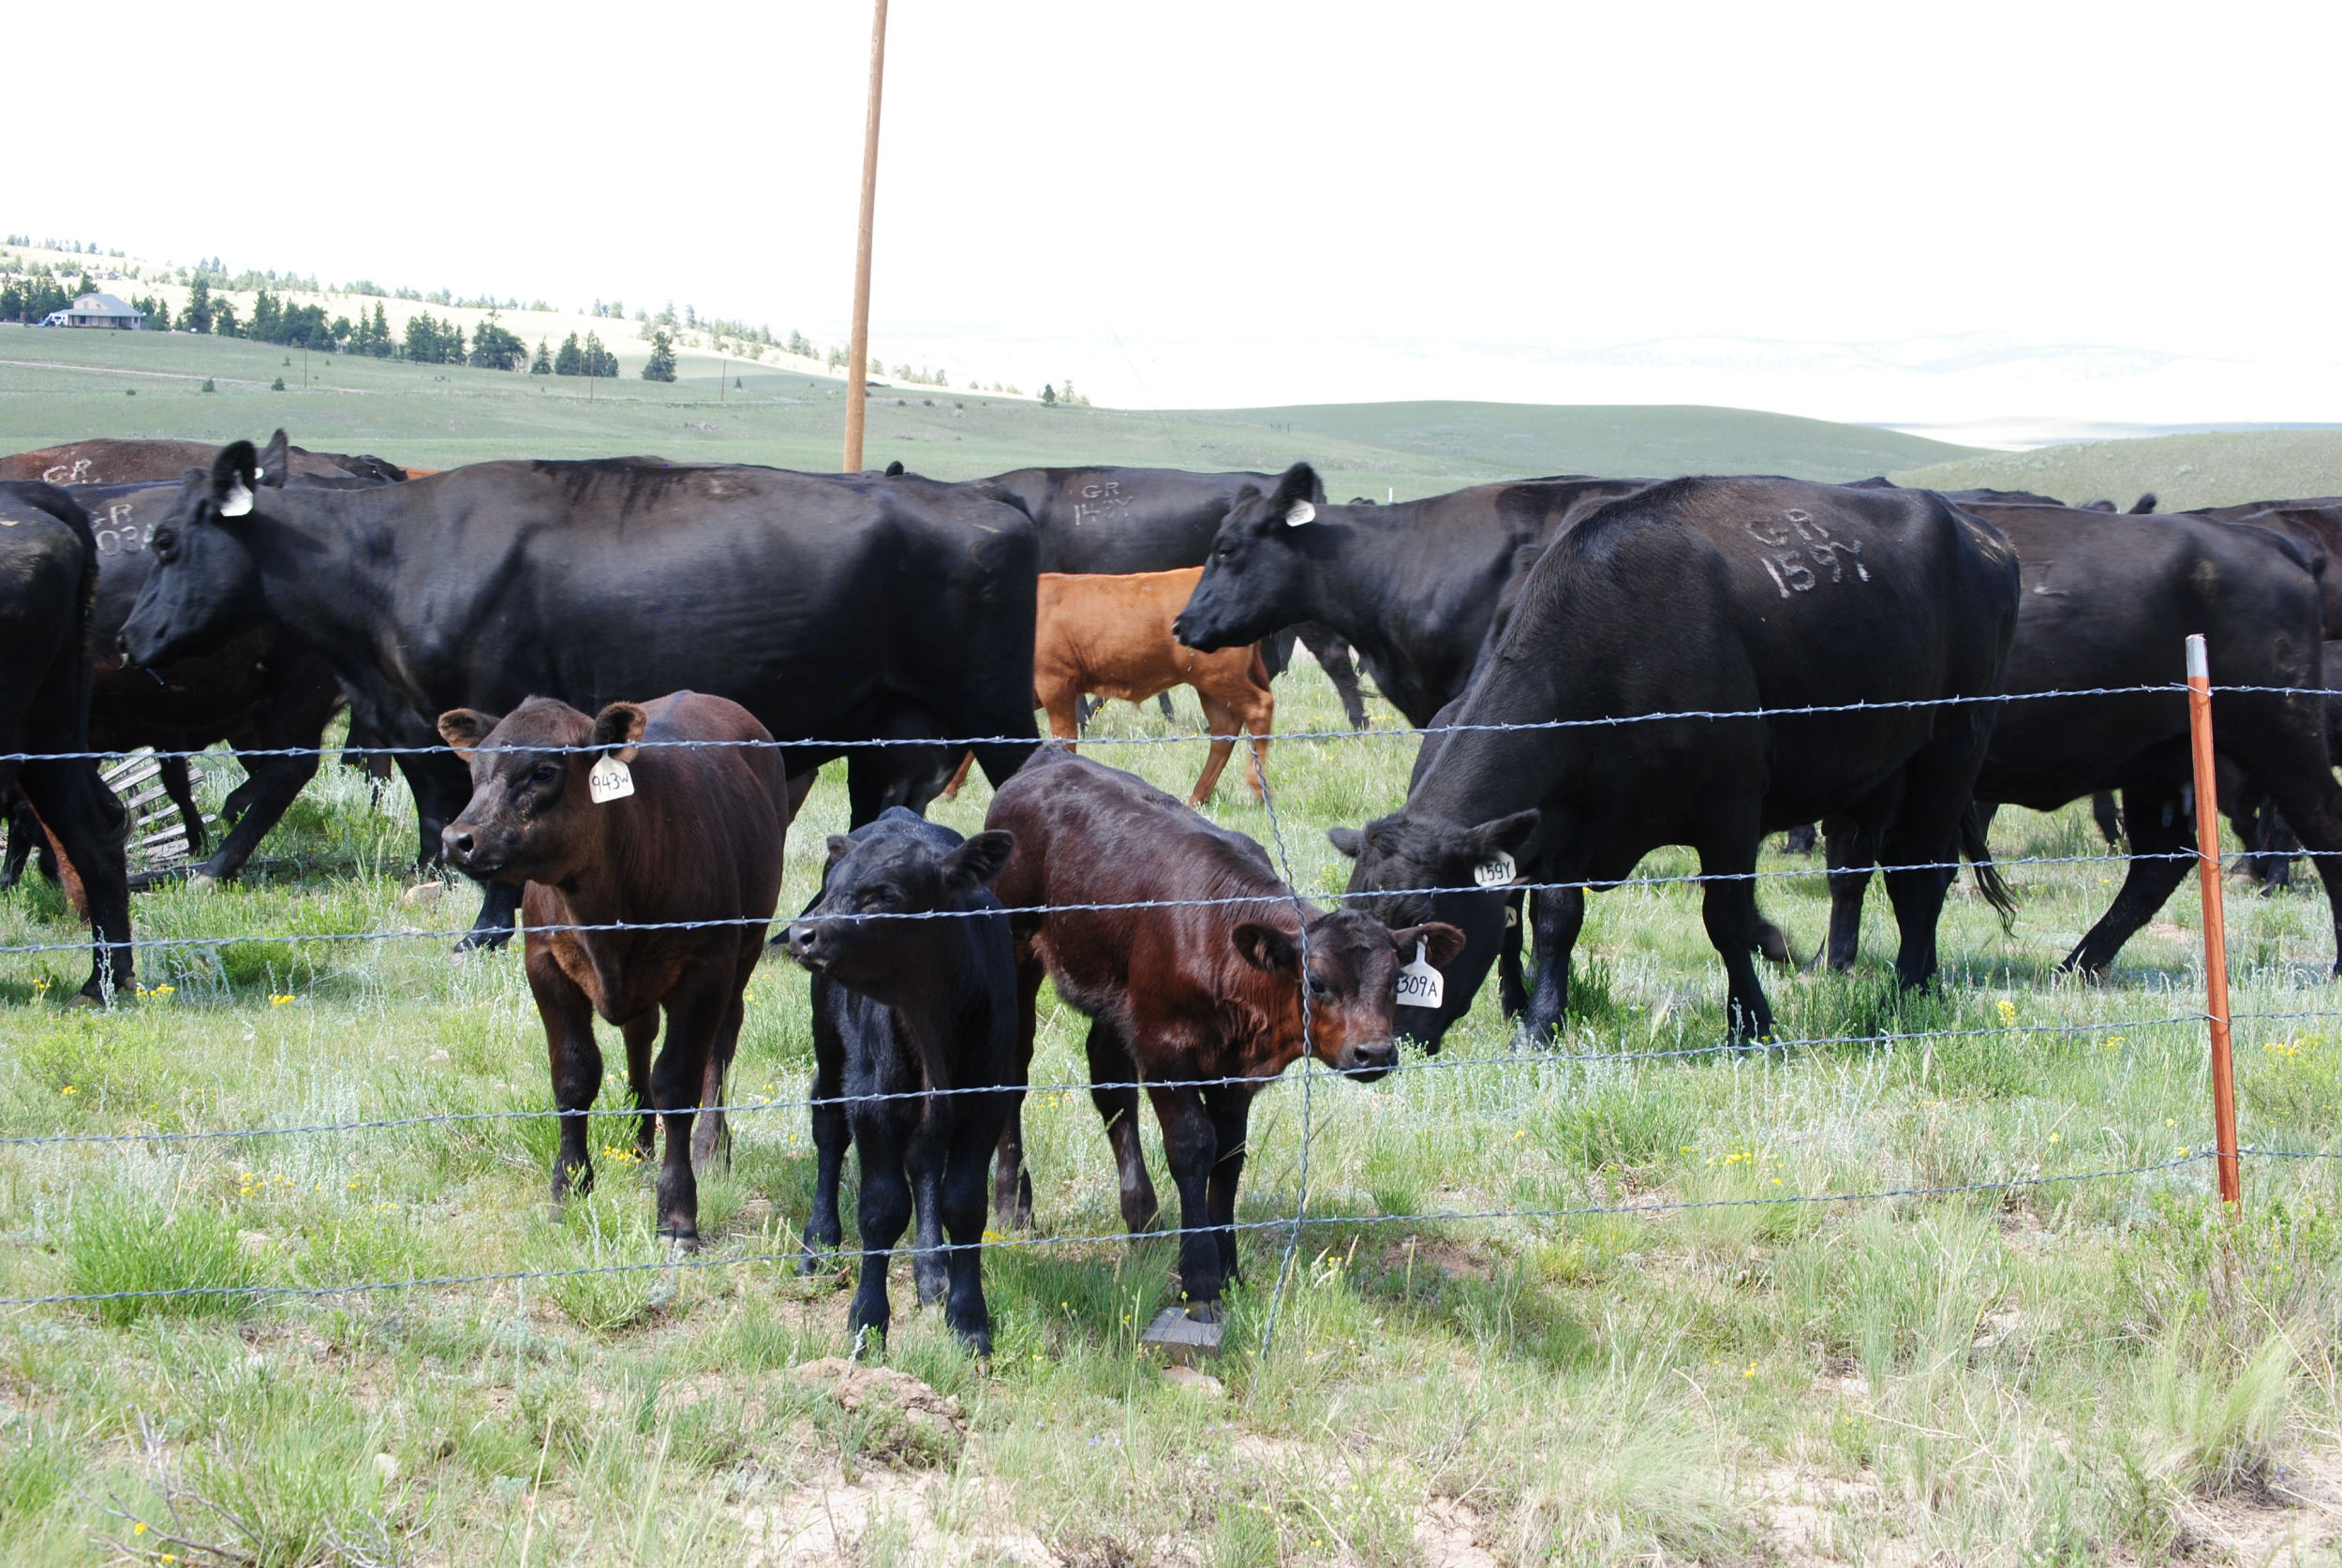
1893, 428, 2342, 510
0, 326, 1985, 497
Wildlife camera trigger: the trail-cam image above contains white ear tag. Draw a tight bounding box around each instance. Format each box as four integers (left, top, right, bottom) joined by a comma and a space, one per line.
1397, 939, 1444, 1010
1284, 500, 1315, 526
588, 753, 634, 804
218, 480, 255, 517
1473, 851, 1517, 888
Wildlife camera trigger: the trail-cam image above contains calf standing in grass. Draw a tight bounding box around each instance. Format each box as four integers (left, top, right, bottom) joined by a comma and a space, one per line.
437, 691, 788, 1249
986, 750, 1460, 1311
782, 808, 1020, 1353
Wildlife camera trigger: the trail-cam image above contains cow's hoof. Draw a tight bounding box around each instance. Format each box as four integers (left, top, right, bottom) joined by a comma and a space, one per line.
66, 991, 103, 1011
186, 871, 218, 891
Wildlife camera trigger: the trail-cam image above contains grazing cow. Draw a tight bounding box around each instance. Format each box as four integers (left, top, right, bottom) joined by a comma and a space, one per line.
1821, 505, 2342, 975
119, 441, 1041, 947
437, 693, 789, 1246
1, 434, 405, 487
1340, 478, 2020, 1044
1173, 464, 1650, 728
986, 751, 1460, 1309
0, 482, 133, 1001
979, 466, 1373, 729
1034, 568, 1273, 805
783, 809, 1020, 1353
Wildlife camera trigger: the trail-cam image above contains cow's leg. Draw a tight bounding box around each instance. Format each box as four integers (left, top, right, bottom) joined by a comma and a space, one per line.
689, 980, 747, 1176
2064, 785, 2193, 976
18, 760, 131, 1001
1295, 623, 1371, 731
1822, 818, 1877, 971
939, 1105, 1000, 1352
1086, 1016, 1158, 1233
802, 991, 849, 1271
526, 940, 602, 1214
1201, 1086, 1254, 1287
0, 791, 36, 890
1238, 684, 1274, 802
846, 1115, 911, 1349
156, 755, 207, 860
619, 1011, 660, 1161
938, 751, 976, 802
193, 751, 319, 882
2222, 730, 2342, 973
1189, 692, 1239, 806
1496, 890, 1527, 1019
1148, 1083, 1223, 1309
2091, 791, 2125, 850
992, 954, 1042, 1227
1697, 835, 1773, 1045
907, 1105, 950, 1309
1781, 823, 1818, 856
1521, 882, 1586, 1043
459, 882, 522, 952
1156, 692, 1178, 722
648, 981, 730, 1247
1039, 684, 1082, 748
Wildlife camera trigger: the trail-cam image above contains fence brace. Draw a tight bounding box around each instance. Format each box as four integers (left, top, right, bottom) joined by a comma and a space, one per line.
2186, 633, 2243, 1207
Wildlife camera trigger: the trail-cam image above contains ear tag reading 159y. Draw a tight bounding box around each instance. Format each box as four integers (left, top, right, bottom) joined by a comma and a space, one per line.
1396, 940, 1444, 1010
1473, 851, 1517, 888
588, 754, 634, 805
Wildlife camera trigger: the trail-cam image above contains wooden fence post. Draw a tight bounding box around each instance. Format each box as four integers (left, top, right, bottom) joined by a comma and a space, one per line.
2185, 632, 2243, 1207
842, 0, 888, 473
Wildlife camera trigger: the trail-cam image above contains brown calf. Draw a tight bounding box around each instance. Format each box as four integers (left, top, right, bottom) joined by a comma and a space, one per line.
986, 750, 1460, 1309
437, 691, 789, 1247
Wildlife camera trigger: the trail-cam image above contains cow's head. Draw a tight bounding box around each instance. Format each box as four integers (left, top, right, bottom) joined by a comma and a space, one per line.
1239, 905, 1463, 1082
1336, 807, 1540, 1047
437, 696, 645, 883
1172, 461, 1328, 652
117, 433, 292, 665
783, 808, 1015, 1002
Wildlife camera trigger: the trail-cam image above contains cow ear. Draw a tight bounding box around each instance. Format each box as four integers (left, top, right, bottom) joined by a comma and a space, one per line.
883, 459, 906, 477
589, 702, 647, 762
942, 830, 1015, 892
1232, 921, 1300, 974
1327, 826, 1363, 859
825, 835, 853, 866
211, 440, 259, 517
437, 708, 499, 762
1467, 808, 1540, 859
1391, 921, 1467, 969
256, 429, 290, 489
1270, 461, 1322, 525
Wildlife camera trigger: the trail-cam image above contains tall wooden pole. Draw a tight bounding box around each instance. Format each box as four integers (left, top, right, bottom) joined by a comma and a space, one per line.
843, 0, 888, 473
2186, 632, 2243, 1208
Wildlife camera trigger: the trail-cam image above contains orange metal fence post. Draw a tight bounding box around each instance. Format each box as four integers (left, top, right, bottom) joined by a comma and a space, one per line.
2185, 632, 2244, 1207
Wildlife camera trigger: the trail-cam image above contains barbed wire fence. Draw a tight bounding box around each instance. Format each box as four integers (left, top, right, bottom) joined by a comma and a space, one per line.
0, 672, 2330, 1333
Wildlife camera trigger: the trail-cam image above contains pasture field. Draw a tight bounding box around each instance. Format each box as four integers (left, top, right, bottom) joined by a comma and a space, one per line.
3, 661, 2341, 1566
1894, 430, 2342, 514
0, 325, 1981, 499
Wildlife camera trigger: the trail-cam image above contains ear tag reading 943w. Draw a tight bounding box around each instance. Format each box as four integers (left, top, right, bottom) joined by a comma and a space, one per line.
1473, 850, 1517, 888
1396, 940, 1444, 1010
588, 754, 634, 805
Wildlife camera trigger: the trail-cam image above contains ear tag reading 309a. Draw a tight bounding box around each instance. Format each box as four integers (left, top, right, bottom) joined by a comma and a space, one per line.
1396, 939, 1444, 1010
588, 753, 634, 805
1473, 851, 1517, 888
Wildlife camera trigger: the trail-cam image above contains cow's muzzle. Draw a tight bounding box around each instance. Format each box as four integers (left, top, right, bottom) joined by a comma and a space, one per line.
780, 920, 829, 972
1331, 1037, 1401, 1083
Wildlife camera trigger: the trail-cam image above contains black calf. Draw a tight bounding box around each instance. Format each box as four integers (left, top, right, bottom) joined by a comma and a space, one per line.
783, 808, 1021, 1354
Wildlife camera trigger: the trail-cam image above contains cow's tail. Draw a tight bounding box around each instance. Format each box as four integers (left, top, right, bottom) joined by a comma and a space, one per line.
1960, 804, 2017, 932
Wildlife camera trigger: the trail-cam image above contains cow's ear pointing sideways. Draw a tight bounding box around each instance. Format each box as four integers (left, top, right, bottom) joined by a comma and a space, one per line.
1232, 921, 1301, 975
210, 440, 260, 517
257, 429, 291, 488
589, 702, 647, 763
1270, 461, 1322, 525
1390, 921, 1467, 968
437, 708, 499, 762
943, 830, 1015, 892
1326, 826, 1364, 859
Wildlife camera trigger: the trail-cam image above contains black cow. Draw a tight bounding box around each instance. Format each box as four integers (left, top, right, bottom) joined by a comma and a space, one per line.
1172, 464, 1650, 729
1340, 478, 2020, 1043
784, 808, 1020, 1354
118, 442, 1042, 945
981, 466, 1373, 728
1822, 505, 2342, 975
0, 482, 133, 1002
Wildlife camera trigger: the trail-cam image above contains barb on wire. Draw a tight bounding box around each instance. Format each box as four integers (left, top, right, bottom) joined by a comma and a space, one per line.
0, 1152, 2215, 1313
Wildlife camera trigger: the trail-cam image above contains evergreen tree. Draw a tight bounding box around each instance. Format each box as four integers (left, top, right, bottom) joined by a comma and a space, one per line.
530, 340, 552, 375
368, 302, 393, 358
641, 330, 677, 383
554, 332, 584, 377
1042, 383, 1056, 406
581, 333, 618, 377
177, 276, 214, 333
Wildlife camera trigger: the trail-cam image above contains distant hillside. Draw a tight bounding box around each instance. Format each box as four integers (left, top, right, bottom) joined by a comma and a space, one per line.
1199, 401, 1983, 484
1892, 428, 2342, 510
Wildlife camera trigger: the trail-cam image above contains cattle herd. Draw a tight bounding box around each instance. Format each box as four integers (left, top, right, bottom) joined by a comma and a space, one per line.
3, 430, 2340, 1350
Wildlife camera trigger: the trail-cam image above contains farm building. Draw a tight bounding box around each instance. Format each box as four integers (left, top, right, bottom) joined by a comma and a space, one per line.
38, 292, 143, 329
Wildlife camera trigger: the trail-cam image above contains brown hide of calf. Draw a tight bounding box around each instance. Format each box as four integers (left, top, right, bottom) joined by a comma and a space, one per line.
437, 691, 788, 1245
984, 752, 1459, 1307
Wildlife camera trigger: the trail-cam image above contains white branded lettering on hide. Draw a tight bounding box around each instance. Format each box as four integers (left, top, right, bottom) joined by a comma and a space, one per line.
1396, 940, 1444, 1009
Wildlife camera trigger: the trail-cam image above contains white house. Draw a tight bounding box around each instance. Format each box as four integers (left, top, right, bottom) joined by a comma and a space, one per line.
39, 293, 144, 329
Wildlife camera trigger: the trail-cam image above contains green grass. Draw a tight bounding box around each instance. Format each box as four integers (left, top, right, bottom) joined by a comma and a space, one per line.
4, 660, 2341, 1564
1894, 427, 2342, 510
0, 324, 1987, 498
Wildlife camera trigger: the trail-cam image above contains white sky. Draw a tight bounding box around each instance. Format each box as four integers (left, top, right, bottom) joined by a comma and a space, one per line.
20, 1, 2342, 434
